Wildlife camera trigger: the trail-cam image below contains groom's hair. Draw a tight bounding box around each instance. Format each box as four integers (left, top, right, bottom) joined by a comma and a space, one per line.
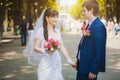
82, 0, 99, 16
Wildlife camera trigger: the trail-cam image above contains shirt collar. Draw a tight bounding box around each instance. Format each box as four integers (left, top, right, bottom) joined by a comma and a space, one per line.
88, 17, 97, 26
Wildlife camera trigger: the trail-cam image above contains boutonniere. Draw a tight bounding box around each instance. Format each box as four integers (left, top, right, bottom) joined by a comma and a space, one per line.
81, 26, 90, 36
83, 30, 90, 36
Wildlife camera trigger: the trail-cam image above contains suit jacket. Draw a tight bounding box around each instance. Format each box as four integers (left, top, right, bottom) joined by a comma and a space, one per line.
77, 17, 106, 74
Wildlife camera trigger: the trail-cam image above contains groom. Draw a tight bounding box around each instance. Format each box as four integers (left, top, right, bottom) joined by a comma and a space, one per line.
76, 0, 106, 80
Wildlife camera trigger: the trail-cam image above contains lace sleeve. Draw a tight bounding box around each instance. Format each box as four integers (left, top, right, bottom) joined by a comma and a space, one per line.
34, 27, 44, 40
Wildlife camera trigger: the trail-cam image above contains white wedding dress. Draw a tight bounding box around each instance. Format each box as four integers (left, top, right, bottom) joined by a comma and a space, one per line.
34, 27, 64, 80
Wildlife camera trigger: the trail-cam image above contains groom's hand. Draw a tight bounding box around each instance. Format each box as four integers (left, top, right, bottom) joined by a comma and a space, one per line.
71, 62, 77, 69
89, 72, 96, 79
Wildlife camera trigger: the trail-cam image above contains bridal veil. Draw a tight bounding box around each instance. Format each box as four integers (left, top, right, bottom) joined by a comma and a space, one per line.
23, 9, 46, 66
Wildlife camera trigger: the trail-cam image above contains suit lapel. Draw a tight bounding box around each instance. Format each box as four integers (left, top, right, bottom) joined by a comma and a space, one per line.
79, 24, 89, 45
81, 18, 99, 45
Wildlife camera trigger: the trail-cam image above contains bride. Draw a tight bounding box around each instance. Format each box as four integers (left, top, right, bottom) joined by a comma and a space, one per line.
23, 8, 75, 80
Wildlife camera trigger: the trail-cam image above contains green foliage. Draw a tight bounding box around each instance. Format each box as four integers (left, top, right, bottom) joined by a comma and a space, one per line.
69, 0, 106, 19
69, 0, 85, 19
45, 0, 58, 10
97, 0, 106, 18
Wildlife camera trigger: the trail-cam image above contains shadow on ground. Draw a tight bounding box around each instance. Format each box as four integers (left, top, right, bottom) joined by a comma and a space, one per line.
0, 38, 120, 80
0, 40, 37, 80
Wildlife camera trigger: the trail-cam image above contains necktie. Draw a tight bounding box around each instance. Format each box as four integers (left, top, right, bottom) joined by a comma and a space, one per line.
86, 24, 89, 29
76, 24, 90, 59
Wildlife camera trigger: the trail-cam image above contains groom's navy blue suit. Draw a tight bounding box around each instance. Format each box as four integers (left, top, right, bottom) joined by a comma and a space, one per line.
76, 17, 106, 80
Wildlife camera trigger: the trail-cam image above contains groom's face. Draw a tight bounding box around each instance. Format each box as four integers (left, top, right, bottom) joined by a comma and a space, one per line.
82, 7, 92, 20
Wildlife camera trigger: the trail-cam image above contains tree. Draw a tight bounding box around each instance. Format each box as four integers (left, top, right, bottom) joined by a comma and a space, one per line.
21, 0, 58, 21
115, 0, 120, 22
0, 0, 5, 39
97, 0, 106, 18
112, 0, 120, 23
69, 0, 85, 19
1, 0, 58, 26
9, 0, 22, 25
69, 0, 106, 20
45, 0, 58, 10
106, 0, 120, 22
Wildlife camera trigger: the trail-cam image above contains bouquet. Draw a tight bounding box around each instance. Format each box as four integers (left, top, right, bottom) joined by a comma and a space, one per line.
44, 38, 60, 52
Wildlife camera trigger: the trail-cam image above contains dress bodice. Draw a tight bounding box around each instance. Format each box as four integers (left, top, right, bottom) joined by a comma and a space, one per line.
34, 27, 61, 48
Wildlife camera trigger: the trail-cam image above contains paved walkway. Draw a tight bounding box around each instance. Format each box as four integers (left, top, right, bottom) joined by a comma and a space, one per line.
0, 31, 120, 80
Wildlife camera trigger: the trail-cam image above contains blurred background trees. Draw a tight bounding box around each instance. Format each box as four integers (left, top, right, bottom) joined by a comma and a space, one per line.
0, 0, 58, 26
0, 0, 120, 28
69, 0, 120, 23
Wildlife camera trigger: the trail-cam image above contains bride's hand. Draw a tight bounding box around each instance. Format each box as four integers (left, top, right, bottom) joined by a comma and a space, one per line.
66, 58, 77, 68
71, 62, 77, 69
48, 50, 54, 55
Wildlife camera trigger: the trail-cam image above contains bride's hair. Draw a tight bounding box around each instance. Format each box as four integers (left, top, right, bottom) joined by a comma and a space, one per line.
43, 8, 58, 41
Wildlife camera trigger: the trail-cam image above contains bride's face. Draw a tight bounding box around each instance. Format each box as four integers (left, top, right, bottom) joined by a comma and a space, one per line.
46, 16, 58, 26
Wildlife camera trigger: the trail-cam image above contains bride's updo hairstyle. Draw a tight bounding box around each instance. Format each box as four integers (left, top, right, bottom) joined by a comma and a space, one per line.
43, 8, 59, 41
